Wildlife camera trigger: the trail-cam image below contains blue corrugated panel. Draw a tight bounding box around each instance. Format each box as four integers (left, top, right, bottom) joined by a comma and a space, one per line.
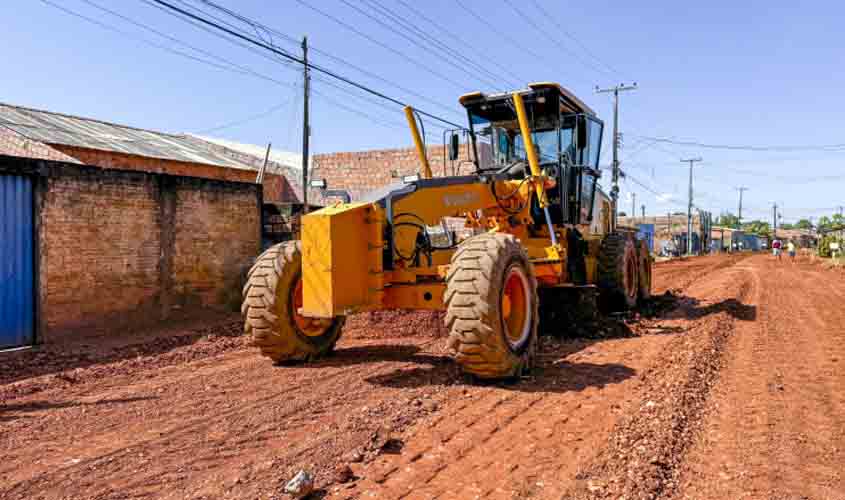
636, 224, 655, 253
0, 174, 35, 348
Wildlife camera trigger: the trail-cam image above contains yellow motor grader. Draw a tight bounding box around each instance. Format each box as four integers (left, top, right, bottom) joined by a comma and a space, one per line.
242, 83, 651, 378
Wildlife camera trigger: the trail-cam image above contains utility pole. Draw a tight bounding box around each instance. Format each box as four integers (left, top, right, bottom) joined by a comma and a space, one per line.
641, 204, 645, 219
667, 211, 671, 242
631, 192, 636, 224
595, 83, 637, 231
735, 187, 748, 229
682, 157, 703, 256
773, 202, 778, 238
301, 36, 311, 215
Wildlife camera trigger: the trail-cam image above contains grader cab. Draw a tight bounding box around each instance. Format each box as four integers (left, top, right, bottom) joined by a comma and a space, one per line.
242, 83, 651, 378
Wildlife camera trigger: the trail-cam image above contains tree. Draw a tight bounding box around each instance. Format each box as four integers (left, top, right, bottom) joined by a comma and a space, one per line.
818, 216, 833, 231
742, 220, 772, 237
716, 212, 740, 227
794, 219, 813, 230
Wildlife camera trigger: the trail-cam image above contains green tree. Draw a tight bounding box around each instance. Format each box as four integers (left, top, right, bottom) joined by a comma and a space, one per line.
716, 212, 740, 227
818, 216, 833, 231
794, 219, 813, 230
742, 220, 771, 237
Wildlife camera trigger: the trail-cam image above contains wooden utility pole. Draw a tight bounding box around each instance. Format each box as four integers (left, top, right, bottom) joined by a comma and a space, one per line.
256, 143, 272, 184
301, 36, 311, 214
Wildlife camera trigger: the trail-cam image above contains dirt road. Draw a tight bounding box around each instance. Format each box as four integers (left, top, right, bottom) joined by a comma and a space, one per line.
1, 253, 843, 499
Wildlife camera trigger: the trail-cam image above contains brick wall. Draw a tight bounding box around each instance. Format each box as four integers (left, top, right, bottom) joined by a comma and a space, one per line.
50, 144, 289, 203
311, 144, 474, 201
34, 161, 261, 341
172, 178, 260, 310
40, 168, 162, 334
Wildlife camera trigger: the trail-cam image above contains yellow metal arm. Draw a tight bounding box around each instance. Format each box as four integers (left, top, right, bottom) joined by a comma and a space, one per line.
404, 106, 433, 179
511, 92, 547, 208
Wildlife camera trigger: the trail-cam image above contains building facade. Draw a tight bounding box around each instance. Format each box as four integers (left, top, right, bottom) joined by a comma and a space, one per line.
0, 103, 271, 347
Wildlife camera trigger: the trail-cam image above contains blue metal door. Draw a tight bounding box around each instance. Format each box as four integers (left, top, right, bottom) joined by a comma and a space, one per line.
0, 174, 35, 348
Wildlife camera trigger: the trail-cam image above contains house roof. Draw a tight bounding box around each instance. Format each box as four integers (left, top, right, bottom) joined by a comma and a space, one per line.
0, 102, 255, 170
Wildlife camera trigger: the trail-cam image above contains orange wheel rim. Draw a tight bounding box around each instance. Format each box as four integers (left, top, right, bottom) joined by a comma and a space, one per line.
502, 266, 531, 349
626, 250, 638, 298
292, 278, 331, 337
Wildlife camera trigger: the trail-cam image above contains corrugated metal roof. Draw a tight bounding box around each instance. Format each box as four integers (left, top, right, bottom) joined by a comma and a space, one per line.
190, 135, 305, 170
0, 102, 254, 170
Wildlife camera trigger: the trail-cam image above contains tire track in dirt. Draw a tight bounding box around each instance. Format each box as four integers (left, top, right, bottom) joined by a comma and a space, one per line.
0, 254, 750, 500
561, 259, 756, 499
0, 338, 458, 500
336, 332, 706, 498
677, 257, 845, 499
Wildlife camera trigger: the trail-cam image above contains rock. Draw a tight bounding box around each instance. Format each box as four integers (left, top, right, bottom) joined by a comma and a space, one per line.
343, 450, 364, 463
283, 470, 314, 499
423, 400, 438, 412
334, 464, 355, 483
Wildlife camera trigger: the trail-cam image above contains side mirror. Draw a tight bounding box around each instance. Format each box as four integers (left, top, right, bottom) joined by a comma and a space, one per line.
449, 133, 460, 160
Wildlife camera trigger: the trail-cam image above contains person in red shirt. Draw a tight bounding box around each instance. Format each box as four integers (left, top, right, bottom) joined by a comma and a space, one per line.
772, 238, 782, 261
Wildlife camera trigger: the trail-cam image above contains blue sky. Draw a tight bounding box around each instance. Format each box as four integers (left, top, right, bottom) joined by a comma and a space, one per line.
4, 0, 844, 222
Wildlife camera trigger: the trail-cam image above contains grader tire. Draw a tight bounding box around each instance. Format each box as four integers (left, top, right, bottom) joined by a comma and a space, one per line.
242, 241, 345, 363
444, 233, 539, 379
598, 233, 639, 311
637, 239, 653, 300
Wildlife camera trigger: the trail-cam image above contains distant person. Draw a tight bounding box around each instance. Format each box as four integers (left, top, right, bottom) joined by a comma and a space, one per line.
772, 238, 782, 260
787, 240, 797, 261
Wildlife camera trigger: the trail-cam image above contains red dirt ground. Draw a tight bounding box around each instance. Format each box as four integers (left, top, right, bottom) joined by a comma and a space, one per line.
1, 253, 843, 499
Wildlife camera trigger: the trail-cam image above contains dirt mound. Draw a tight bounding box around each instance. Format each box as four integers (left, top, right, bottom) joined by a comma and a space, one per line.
343, 311, 447, 339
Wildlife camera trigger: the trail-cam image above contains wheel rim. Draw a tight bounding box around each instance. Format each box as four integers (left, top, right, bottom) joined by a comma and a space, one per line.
291, 278, 332, 337
625, 248, 638, 299
502, 266, 531, 350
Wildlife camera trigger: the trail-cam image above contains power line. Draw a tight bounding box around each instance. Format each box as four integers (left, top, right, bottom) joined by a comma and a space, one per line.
292, 0, 469, 93
353, 0, 513, 90
454, 0, 593, 87
38, 0, 271, 81
336, 0, 501, 89
526, 0, 623, 78
631, 135, 845, 152
192, 100, 292, 135
191, 0, 463, 118
312, 75, 446, 139
149, 0, 465, 130
37, 0, 438, 147
142, 0, 299, 70
79, 0, 298, 89
393, 0, 524, 87
502, 0, 616, 79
